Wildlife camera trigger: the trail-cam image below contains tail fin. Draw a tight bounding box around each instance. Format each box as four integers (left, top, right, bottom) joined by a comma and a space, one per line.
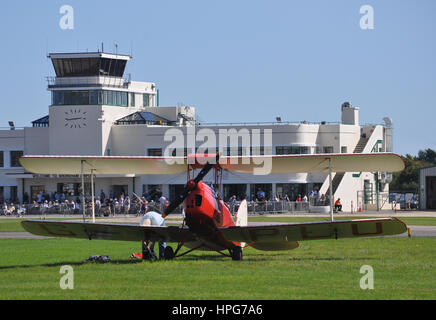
235, 200, 248, 248
235, 199, 248, 227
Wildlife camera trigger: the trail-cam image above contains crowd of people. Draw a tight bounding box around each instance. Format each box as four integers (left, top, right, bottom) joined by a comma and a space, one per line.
227, 187, 330, 205
0, 189, 172, 217
0, 185, 340, 217
225, 187, 337, 215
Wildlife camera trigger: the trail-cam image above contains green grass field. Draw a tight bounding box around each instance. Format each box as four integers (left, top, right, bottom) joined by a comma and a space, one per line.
0, 216, 435, 299
0, 238, 435, 299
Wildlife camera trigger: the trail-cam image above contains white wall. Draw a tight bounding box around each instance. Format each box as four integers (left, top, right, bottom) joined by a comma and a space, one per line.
24, 127, 49, 155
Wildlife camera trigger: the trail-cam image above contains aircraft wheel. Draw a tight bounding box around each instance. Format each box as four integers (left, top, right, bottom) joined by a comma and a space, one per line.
164, 246, 175, 260
231, 246, 243, 261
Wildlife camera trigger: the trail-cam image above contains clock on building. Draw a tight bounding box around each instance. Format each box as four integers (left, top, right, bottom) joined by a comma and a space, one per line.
64, 109, 87, 128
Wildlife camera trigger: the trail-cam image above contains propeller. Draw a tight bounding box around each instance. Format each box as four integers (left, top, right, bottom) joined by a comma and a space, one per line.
162, 154, 219, 218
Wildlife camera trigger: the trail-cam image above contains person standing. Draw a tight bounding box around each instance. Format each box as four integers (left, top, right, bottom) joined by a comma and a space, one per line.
95, 197, 101, 217
100, 190, 106, 203
124, 196, 131, 215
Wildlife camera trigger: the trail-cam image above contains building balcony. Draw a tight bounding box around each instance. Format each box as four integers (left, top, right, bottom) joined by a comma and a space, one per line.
46, 75, 131, 90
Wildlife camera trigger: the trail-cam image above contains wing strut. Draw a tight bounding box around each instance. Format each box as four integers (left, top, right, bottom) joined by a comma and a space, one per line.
91, 168, 95, 223
328, 158, 333, 221
81, 160, 86, 222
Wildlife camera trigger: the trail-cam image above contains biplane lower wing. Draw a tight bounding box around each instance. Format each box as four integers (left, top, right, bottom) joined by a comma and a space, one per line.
21, 220, 197, 242
219, 218, 407, 243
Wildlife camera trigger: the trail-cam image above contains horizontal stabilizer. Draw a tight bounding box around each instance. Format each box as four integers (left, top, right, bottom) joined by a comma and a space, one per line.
220, 218, 407, 243
21, 220, 196, 242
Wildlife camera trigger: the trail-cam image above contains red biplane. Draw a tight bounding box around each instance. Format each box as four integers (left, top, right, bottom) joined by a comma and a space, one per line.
19, 153, 407, 261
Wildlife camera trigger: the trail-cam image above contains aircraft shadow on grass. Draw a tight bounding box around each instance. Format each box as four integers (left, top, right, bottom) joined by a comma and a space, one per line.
0, 259, 143, 270
0, 251, 378, 269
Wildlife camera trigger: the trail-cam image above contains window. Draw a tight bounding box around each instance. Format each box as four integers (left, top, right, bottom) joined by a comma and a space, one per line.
89, 91, 98, 105
147, 148, 162, 156
341, 146, 348, 153
31, 185, 45, 201
249, 146, 273, 155
323, 146, 334, 154
276, 146, 289, 155
57, 183, 79, 196
0, 151, 3, 167
116, 91, 121, 105
129, 93, 135, 107
143, 94, 149, 107
52, 90, 128, 106
276, 146, 309, 155
251, 146, 265, 155
57, 182, 91, 196
144, 185, 163, 200
121, 92, 128, 106
295, 146, 310, 154
196, 146, 218, 155
225, 147, 246, 156
171, 148, 192, 157
10, 151, 23, 167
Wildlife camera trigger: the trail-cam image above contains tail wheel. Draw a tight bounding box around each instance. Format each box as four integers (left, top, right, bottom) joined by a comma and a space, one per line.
231, 246, 243, 261
164, 246, 175, 260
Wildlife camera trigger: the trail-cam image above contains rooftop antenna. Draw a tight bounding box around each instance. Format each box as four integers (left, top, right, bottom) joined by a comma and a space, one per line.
101, 42, 104, 53
114, 43, 118, 55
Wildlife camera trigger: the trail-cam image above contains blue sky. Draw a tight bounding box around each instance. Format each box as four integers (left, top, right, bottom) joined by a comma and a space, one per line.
0, 0, 434, 156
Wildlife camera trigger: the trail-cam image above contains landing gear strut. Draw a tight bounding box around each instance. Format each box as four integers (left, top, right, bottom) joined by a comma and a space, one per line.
231, 246, 243, 261
164, 246, 175, 260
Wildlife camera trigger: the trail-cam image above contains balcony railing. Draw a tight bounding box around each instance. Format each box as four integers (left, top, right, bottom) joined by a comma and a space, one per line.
46, 75, 131, 89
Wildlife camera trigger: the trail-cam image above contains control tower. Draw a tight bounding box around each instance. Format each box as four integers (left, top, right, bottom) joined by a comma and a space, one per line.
47, 51, 157, 155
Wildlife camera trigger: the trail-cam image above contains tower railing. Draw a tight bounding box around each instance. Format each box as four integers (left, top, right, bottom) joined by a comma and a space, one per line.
46, 75, 130, 89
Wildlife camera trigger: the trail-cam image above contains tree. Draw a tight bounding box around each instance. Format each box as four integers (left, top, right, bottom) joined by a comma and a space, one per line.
417, 148, 436, 164
390, 149, 436, 192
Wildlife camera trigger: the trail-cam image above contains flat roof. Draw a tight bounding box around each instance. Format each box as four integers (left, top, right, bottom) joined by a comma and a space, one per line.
48, 52, 131, 61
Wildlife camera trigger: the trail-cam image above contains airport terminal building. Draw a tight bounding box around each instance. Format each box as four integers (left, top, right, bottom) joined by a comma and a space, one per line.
0, 52, 395, 212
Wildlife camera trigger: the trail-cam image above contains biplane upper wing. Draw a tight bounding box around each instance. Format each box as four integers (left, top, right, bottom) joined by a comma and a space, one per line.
19, 153, 404, 175
19, 155, 187, 175
21, 220, 197, 242
219, 218, 408, 243
219, 153, 405, 174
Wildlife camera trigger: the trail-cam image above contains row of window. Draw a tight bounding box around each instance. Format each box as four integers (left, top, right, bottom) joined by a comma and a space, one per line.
147, 147, 269, 157
146, 146, 346, 157
0, 151, 23, 167
52, 57, 127, 78
52, 90, 151, 107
